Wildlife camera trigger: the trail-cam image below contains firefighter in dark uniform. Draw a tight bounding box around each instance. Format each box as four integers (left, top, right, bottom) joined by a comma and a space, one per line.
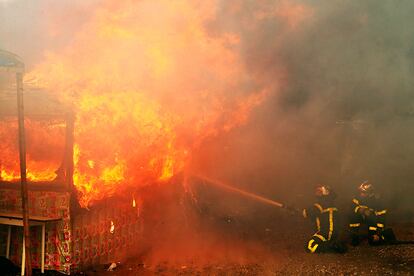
349, 181, 388, 246
302, 185, 345, 253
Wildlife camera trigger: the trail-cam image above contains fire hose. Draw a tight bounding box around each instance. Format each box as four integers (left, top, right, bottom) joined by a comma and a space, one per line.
193, 174, 414, 245
193, 173, 297, 213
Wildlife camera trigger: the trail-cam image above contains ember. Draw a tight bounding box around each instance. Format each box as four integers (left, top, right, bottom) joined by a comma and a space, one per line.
109, 220, 115, 234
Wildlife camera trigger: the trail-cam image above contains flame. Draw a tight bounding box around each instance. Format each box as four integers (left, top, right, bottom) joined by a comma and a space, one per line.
0, 0, 312, 206
132, 195, 142, 217
109, 220, 115, 234
0, 119, 64, 182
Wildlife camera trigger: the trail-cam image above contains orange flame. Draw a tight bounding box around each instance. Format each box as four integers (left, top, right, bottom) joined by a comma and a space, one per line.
0, 119, 65, 182
0, 0, 312, 207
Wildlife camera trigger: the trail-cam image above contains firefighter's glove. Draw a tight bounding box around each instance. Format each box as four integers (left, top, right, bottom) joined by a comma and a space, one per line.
372, 234, 380, 242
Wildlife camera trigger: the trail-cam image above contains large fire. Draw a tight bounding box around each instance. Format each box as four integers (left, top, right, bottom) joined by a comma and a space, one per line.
0, 0, 312, 207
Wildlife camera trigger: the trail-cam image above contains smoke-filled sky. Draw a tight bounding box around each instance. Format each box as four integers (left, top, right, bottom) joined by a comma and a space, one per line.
1, 0, 414, 210
193, 0, 414, 210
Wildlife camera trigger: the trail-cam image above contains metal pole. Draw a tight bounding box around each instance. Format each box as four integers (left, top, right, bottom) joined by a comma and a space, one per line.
16, 71, 32, 276
65, 112, 75, 190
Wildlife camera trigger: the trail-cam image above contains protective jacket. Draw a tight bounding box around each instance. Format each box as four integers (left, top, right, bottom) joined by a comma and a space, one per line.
303, 196, 338, 253
349, 194, 387, 244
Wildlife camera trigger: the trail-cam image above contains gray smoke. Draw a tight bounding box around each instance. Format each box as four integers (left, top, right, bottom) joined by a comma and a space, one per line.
1, 0, 414, 212
193, 0, 414, 213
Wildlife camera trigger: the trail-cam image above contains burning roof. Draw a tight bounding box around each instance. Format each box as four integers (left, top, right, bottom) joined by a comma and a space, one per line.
0, 49, 71, 187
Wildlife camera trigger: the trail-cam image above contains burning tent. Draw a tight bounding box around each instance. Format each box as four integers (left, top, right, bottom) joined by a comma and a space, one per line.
0, 2, 279, 273
0, 50, 143, 274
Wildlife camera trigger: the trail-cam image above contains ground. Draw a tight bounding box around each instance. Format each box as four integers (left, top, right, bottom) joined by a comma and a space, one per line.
70, 210, 414, 276
29, 184, 414, 276
76, 245, 414, 275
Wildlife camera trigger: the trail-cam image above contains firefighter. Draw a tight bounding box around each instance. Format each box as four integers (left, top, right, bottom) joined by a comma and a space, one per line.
349, 181, 388, 246
302, 185, 345, 253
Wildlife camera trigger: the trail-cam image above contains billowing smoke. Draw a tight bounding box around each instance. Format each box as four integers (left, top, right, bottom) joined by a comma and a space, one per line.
2, 0, 414, 266
192, 0, 414, 213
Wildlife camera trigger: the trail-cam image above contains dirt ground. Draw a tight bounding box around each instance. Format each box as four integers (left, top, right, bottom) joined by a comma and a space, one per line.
79, 246, 414, 276
74, 210, 414, 276
29, 184, 414, 276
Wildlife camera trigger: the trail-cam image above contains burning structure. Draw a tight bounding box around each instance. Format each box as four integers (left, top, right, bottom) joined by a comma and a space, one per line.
2, 0, 414, 274
0, 1, 273, 273
0, 50, 143, 274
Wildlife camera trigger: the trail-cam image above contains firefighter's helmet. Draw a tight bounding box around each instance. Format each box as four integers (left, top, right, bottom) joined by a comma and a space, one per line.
358, 180, 374, 195
315, 184, 331, 197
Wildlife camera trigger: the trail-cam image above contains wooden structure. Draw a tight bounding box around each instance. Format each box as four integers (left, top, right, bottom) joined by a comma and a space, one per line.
0, 212, 61, 274
0, 51, 142, 274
